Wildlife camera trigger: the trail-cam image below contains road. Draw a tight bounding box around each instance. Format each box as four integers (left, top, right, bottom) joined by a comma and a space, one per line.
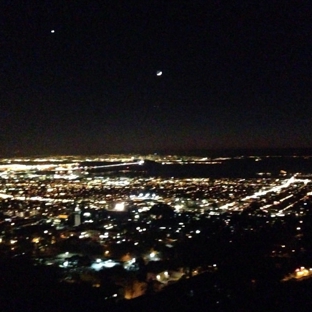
219, 175, 311, 212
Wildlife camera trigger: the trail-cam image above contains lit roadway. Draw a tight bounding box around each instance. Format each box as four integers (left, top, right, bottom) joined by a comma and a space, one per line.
219, 175, 311, 212
0, 160, 144, 173
0, 193, 74, 203
79, 160, 144, 170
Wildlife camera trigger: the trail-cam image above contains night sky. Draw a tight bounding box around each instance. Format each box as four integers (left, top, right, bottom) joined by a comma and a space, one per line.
1, 1, 312, 155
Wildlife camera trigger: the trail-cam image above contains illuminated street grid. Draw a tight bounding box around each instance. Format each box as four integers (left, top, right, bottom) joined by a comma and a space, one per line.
1, 155, 312, 299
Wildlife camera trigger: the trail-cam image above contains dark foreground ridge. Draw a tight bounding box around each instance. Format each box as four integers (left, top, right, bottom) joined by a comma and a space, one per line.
1, 259, 312, 312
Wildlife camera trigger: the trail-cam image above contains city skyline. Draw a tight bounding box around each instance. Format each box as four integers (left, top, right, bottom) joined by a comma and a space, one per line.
1, 1, 312, 155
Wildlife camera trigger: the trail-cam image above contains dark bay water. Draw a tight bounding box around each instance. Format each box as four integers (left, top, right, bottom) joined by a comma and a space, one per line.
85, 157, 312, 178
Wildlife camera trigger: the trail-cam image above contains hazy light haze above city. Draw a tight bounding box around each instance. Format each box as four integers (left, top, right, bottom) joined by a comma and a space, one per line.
1, 1, 312, 156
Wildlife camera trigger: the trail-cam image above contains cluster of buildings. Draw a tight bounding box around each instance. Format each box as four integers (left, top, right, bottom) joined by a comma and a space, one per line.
1, 155, 312, 300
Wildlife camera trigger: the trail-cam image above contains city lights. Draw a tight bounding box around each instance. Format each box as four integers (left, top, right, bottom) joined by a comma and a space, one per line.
1, 154, 312, 307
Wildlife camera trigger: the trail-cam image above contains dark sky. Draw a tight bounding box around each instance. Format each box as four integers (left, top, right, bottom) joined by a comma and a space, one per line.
1, 1, 312, 155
